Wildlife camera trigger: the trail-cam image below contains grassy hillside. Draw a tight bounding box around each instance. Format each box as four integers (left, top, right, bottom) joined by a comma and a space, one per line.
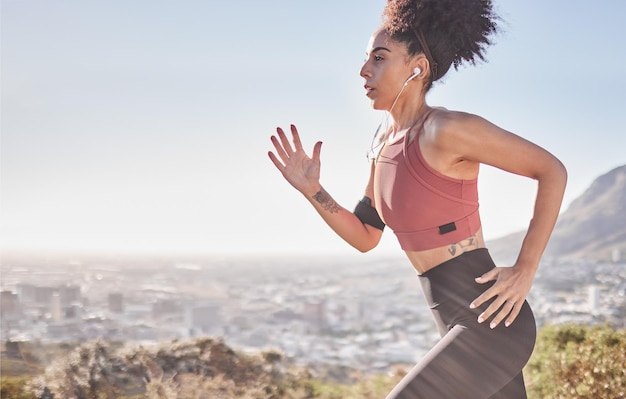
2, 323, 625, 399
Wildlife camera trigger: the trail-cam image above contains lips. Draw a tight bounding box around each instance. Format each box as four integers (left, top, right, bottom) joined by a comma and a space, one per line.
364, 84, 375, 97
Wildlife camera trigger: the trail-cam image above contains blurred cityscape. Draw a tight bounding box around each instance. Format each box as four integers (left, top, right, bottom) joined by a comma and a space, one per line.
1, 250, 625, 373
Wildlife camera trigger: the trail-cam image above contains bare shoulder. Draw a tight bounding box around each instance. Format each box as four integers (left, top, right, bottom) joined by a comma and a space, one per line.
419, 108, 483, 179
428, 108, 530, 158
427, 108, 565, 180
426, 108, 486, 146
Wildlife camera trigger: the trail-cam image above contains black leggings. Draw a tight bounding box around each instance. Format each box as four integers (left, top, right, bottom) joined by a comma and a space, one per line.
387, 248, 536, 399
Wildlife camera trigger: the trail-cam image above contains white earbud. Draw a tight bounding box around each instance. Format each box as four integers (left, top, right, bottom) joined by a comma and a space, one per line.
391, 67, 424, 112
403, 67, 422, 86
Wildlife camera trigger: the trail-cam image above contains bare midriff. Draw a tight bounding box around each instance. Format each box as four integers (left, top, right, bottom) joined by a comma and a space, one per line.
404, 227, 487, 274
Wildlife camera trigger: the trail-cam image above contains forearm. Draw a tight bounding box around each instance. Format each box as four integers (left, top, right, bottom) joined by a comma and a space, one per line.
303, 186, 382, 252
516, 160, 568, 272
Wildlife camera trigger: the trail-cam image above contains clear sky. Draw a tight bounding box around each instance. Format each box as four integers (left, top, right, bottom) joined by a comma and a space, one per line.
2, 0, 625, 256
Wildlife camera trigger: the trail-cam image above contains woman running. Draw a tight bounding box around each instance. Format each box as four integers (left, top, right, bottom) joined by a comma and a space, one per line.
268, 0, 567, 397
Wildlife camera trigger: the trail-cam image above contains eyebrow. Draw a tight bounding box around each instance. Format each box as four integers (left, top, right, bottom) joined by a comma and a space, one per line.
366, 46, 392, 56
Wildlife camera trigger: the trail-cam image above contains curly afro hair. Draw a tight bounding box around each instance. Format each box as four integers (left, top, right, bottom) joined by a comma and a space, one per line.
383, 0, 499, 89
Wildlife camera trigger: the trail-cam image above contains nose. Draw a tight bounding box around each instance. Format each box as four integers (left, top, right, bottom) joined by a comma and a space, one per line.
360, 61, 371, 78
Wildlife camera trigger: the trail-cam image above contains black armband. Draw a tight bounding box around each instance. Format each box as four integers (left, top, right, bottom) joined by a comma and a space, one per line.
354, 196, 385, 230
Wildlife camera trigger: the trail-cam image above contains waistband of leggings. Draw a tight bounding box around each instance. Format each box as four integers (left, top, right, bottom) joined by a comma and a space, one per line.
419, 248, 495, 279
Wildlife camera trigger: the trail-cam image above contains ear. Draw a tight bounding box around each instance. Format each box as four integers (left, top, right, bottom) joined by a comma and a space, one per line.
411, 56, 430, 80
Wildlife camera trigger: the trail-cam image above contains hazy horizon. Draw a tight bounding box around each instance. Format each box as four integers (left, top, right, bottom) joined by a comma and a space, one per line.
2, 0, 625, 256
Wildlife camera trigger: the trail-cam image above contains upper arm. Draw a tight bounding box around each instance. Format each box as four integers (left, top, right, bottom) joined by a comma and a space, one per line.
440, 113, 565, 180
358, 159, 385, 240
363, 159, 377, 200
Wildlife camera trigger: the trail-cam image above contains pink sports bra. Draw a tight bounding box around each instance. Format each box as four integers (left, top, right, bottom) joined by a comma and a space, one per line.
373, 113, 481, 251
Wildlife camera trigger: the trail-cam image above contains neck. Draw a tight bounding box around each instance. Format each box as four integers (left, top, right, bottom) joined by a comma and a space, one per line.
388, 95, 430, 138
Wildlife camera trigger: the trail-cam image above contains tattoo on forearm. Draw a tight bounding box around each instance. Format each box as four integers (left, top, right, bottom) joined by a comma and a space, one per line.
448, 235, 479, 256
313, 189, 340, 214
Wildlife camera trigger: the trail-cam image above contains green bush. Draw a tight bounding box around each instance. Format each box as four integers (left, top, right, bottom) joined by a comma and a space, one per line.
6, 324, 625, 398
0, 376, 37, 399
525, 323, 626, 399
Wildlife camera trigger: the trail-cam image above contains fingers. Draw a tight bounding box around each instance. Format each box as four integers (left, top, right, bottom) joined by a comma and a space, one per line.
269, 125, 304, 160
269, 125, 297, 166
478, 299, 520, 329
290, 124, 304, 151
469, 267, 500, 308
505, 302, 522, 327
470, 267, 523, 328
276, 127, 295, 156
275, 124, 306, 155
474, 268, 499, 284
270, 134, 289, 165
312, 141, 323, 163
270, 124, 322, 163
267, 150, 284, 172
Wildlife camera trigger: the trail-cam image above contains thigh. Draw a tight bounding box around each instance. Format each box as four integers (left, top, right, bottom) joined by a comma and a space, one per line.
386, 302, 535, 399
488, 372, 527, 399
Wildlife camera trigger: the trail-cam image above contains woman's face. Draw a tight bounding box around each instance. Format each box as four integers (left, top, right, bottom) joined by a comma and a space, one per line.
360, 29, 415, 111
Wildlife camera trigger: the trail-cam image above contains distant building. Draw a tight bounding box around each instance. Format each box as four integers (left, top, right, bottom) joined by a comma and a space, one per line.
17, 283, 55, 305
152, 298, 182, 319
108, 292, 124, 314
51, 292, 62, 321
588, 285, 601, 315
612, 249, 622, 263
47, 319, 82, 340
0, 290, 20, 317
302, 300, 326, 328
58, 284, 81, 306
65, 304, 82, 319
1, 291, 22, 329
16, 283, 81, 307
186, 301, 223, 335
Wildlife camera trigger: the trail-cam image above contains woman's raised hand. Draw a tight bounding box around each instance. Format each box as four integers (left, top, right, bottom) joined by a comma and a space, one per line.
268, 125, 323, 196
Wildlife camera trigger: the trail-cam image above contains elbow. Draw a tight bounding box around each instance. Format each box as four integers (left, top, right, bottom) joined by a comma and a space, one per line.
536, 156, 568, 189
351, 234, 381, 253
345, 223, 383, 253
560, 159, 568, 182
355, 244, 376, 253
553, 158, 568, 189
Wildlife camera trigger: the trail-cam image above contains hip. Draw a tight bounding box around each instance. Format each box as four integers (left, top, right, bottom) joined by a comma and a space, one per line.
417, 248, 536, 340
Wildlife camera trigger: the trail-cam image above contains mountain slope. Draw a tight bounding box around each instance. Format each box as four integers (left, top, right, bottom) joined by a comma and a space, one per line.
488, 164, 626, 262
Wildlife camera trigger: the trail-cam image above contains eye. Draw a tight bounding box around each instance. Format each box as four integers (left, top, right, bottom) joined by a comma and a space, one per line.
374, 54, 384, 62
